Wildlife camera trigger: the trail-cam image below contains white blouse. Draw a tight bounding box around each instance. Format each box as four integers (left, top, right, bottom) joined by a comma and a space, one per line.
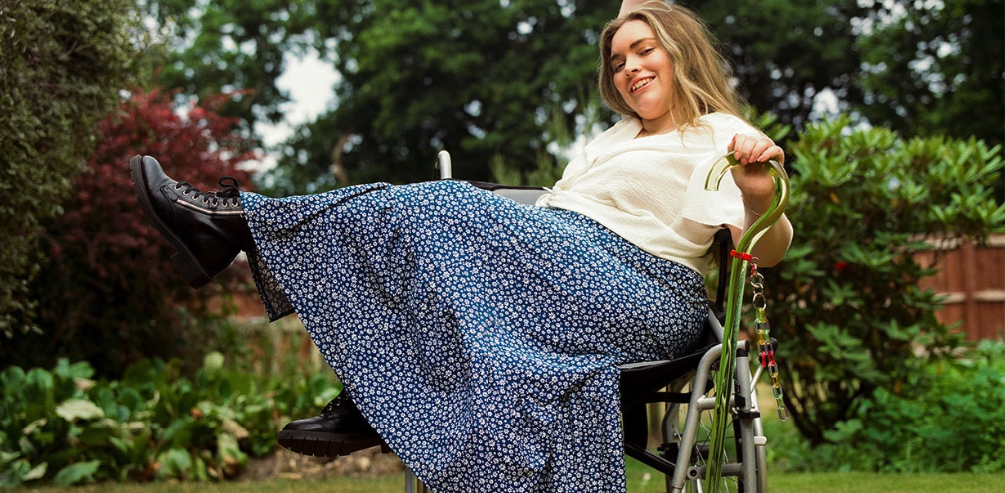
536, 112, 757, 274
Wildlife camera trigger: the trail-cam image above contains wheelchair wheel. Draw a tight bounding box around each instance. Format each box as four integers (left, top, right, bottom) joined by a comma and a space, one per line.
663, 383, 768, 493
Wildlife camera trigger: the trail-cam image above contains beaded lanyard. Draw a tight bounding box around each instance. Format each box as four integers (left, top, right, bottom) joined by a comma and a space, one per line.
749, 259, 788, 421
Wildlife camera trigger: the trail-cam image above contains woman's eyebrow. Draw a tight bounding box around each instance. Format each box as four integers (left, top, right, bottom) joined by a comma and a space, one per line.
629, 38, 656, 50
612, 37, 657, 58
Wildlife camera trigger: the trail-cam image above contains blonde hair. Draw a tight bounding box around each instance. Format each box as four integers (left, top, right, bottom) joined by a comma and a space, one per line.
599, 2, 745, 130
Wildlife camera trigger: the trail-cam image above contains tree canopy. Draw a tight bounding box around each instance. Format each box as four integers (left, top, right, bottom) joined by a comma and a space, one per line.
142, 0, 1003, 193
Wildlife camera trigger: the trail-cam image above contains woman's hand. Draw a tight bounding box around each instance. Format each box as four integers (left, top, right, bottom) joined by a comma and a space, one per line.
727, 133, 785, 215
726, 133, 792, 267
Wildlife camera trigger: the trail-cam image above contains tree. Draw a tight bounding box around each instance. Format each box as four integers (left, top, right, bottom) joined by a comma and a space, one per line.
144, 0, 1003, 193
854, 0, 1004, 147
683, 0, 867, 129
0, 0, 143, 338
141, 0, 317, 136
268, 0, 615, 192
140, 0, 615, 192
0, 89, 256, 377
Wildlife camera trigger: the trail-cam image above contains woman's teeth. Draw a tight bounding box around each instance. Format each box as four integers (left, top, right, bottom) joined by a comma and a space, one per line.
631, 78, 653, 92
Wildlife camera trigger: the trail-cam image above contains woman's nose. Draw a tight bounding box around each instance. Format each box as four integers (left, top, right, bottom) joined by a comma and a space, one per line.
624, 58, 641, 75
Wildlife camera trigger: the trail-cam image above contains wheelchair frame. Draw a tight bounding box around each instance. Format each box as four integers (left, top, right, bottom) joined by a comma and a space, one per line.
404, 151, 770, 492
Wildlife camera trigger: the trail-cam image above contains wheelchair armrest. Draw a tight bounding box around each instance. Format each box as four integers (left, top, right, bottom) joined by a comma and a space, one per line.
436, 150, 547, 206
453, 180, 548, 206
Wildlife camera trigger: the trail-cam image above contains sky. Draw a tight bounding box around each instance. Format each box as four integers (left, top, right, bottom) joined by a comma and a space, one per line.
251, 52, 339, 171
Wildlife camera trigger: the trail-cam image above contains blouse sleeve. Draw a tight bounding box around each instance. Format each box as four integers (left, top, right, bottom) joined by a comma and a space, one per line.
679, 154, 746, 230
679, 114, 759, 230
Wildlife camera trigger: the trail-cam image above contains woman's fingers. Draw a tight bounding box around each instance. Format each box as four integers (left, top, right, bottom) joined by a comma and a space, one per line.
756, 145, 785, 165
729, 134, 784, 165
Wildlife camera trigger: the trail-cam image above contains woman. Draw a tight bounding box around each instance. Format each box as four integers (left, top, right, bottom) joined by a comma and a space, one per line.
130, 1, 791, 491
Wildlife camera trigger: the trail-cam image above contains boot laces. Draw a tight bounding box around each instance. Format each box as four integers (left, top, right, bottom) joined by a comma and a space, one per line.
174, 176, 242, 207
321, 393, 351, 417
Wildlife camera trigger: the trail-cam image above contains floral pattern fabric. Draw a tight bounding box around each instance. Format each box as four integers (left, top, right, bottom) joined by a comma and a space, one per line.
241, 180, 707, 492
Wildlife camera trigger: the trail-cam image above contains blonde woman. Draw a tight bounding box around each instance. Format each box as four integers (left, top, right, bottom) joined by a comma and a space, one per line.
130, 1, 790, 491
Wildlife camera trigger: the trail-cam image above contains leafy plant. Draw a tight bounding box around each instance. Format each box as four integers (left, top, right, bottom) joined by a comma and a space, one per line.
0, 352, 333, 487
761, 116, 1004, 463
767, 341, 1005, 473
0, 0, 143, 338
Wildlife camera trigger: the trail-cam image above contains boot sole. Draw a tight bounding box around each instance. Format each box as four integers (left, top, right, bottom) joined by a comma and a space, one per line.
129, 155, 213, 289
277, 429, 391, 457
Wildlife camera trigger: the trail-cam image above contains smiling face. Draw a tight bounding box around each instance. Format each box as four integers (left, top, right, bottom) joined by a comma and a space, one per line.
608, 20, 675, 132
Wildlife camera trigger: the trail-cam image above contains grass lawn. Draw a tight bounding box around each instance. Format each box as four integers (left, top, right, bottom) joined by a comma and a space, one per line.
13, 465, 1003, 492
12, 476, 402, 493
767, 472, 1005, 493
623, 456, 1004, 492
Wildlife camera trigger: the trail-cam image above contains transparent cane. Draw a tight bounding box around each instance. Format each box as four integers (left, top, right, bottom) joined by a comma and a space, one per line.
703, 154, 789, 492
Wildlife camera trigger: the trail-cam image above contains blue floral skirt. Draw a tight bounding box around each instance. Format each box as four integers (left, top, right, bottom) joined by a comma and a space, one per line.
241, 180, 707, 492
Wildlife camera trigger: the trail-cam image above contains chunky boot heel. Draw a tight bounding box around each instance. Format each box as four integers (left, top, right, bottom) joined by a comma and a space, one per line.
170, 252, 212, 289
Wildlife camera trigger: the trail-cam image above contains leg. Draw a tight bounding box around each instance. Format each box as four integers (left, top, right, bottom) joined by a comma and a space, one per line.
131, 155, 390, 456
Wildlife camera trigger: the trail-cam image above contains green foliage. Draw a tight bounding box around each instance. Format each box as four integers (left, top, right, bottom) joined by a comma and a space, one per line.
686, 0, 866, 128
142, 0, 1003, 195
145, 0, 617, 193
0, 353, 334, 486
767, 342, 1005, 473
854, 0, 1004, 148
0, 89, 255, 377
140, 0, 316, 133
689, 0, 1004, 152
0, 0, 144, 337
761, 117, 1004, 451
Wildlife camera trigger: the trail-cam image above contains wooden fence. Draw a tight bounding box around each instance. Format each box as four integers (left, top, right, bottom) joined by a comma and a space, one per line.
916, 234, 1005, 341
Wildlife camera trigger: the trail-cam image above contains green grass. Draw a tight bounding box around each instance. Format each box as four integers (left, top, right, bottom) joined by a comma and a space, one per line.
624, 455, 1004, 492
770, 472, 1004, 492
12, 468, 1004, 492
12, 476, 403, 493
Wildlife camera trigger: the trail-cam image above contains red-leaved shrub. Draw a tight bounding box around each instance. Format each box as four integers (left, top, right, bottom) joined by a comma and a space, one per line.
4, 89, 258, 377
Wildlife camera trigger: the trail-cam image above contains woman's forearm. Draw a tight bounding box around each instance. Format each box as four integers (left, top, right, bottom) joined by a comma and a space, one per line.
619, 0, 650, 17
742, 213, 793, 268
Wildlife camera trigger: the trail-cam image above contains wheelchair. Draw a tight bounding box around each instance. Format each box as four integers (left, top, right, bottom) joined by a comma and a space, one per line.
402, 151, 778, 493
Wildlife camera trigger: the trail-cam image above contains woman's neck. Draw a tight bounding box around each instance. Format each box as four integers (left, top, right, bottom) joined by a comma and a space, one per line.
637, 114, 678, 138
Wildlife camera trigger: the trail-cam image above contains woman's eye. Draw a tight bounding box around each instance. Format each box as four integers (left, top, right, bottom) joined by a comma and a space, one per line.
613, 62, 625, 72
641, 47, 655, 55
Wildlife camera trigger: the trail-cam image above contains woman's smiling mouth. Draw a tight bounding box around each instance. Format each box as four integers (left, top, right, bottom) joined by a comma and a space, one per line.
630, 77, 654, 93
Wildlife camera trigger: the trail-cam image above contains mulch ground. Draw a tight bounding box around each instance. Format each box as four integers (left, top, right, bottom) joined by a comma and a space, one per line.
239, 446, 406, 481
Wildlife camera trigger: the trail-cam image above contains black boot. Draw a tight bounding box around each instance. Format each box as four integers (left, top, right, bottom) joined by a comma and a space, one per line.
129, 155, 253, 289
277, 393, 390, 457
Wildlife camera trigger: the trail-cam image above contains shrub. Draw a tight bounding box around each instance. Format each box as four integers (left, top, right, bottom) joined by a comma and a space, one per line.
761, 116, 1004, 468
0, 0, 143, 337
768, 341, 1005, 473
0, 89, 256, 377
0, 354, 336, 486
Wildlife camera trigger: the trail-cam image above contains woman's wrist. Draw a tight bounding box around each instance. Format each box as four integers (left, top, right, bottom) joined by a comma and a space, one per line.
742, 198, 770, 216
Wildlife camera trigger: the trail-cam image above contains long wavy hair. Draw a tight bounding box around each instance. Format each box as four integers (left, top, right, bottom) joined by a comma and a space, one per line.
599, 2, 745, 130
